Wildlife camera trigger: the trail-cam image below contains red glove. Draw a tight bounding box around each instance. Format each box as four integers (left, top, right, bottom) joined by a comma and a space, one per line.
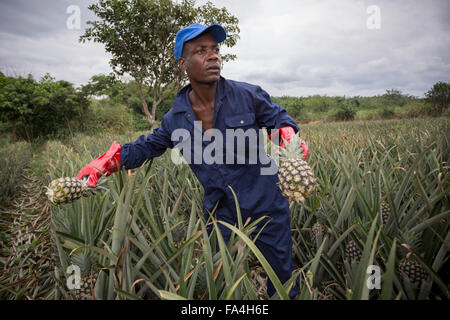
76, 141, 121, 187
269, 126, 309, 160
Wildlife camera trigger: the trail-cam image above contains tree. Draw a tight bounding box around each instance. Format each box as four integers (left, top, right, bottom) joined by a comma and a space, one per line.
81, 73, 126, 103
382, 88, 410, 107
80, 0, 240, 130
425, 81, 450, 115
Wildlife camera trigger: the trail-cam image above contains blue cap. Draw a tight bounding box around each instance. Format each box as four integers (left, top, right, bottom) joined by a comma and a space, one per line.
174, 23, 226, 60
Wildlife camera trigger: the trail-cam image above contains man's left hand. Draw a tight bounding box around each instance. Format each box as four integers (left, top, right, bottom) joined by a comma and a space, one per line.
269, 126, 309, 160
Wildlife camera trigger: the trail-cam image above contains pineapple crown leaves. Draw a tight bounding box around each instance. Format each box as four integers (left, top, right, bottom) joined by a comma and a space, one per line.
69, 247, 97, 276
399, 230, 423, 256
278, 132, 307, 160
379, 191, 388, 202
79, 173, 108, 193
379, 191, 395, 207
314, 210, 329, 224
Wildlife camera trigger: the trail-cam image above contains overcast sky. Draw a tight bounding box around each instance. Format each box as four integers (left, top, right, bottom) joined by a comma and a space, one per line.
0, 0, 449, 97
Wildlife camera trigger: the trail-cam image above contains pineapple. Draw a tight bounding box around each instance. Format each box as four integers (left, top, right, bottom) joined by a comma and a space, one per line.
398, 231, 428, 286
277, 133, 317, 204
76, 270, 99, 300
345, 240, 362, 263
46, 177, 105, 204
380, 198, 390, 226
398, 253, 427, 286
342, 239, 363, 287
311, 211, 329, 247
70, 250, 98, 300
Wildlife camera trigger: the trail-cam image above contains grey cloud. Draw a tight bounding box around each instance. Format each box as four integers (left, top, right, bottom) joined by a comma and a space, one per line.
223, 0, 450, 97
0, 0, 449, 97
0, 0, 109, 86
0, 0, 98, 38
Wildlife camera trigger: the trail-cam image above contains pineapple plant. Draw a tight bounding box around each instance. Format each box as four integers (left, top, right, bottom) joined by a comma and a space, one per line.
343, 239, 363, 288
70, 250, 98, 300
277, 133, 317, 204
76, 270, 99, 300
398, 254, 428, 287
194, 266, 209, 299
45, 177, 106, 204
380, 198, 390, 226
398, 231, 428, 287
401, 191, 420, 213
168, 214, 188, 247
311, 211, 329, 247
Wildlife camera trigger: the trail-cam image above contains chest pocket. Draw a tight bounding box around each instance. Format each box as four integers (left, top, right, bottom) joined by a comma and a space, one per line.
225, 113, 256, 128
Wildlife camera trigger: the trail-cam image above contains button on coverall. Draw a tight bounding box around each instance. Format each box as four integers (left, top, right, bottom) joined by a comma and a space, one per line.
120, 76, 300, 298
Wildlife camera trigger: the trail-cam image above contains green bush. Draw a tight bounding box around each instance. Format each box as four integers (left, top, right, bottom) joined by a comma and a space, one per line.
425, 81, 450, 115
83, 99, 135, 134
379, 107, 395, 119
334, 102, 356, 121
0, 73, 88, 141
132, 112, 151, 131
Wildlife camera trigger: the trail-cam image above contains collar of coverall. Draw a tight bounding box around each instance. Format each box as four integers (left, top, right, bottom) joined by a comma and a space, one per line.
172, 76, 229, 114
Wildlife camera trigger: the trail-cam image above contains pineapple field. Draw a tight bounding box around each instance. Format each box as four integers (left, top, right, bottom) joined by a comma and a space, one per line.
1, 117, 449, 300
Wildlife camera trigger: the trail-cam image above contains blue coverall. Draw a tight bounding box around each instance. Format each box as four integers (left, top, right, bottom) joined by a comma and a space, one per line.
120, 76, 300, 298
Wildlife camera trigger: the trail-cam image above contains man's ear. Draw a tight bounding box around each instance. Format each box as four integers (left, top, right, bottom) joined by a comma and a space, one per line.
178, 57, 187, 72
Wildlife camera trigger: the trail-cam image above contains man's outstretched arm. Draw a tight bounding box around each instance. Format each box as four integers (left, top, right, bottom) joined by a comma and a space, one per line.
77, 117, 173, 187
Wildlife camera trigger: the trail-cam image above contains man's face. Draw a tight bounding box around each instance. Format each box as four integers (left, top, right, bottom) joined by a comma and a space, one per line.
179, 32, 222, 84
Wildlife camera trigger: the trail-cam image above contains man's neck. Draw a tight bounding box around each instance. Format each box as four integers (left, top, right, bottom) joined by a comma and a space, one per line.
189, 79, 218, 107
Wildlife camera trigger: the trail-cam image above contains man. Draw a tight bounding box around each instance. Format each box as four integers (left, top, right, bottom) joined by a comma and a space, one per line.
77, 23, 307, 299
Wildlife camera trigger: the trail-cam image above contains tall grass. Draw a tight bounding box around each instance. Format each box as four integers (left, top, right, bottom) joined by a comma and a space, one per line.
0, 141, 32, 205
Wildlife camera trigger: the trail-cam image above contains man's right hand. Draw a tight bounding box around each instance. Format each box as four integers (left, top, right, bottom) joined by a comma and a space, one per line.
76, 141, 122, 187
